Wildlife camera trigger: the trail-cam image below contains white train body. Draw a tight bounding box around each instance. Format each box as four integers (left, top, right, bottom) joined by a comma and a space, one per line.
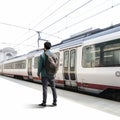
2, 55, 28, 78
0, 24, 120, 95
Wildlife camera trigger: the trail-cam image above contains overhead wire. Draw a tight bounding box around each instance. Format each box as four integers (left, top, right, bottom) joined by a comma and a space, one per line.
68, 0, 108, 23
0, 21, 34, 31
8, 0, 73, 48
0, 0, 93, 49
40, 0, 93, 32
14, 0, 120, 50
1, 0, 119, 51
53, 1, 120, 35
0, 19, 62, 47
32, 0, 72, 28
13, 34, 37, 48
30, 0, 58, 27
0, 0, 68, 45
0, 0, 61, 48
0, 42, 37, 48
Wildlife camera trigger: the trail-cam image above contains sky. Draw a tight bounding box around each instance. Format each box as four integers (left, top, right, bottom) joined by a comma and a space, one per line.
0, 0, 120, 55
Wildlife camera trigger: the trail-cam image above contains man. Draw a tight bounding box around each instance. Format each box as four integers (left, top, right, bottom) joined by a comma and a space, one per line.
37, 42, 57, 107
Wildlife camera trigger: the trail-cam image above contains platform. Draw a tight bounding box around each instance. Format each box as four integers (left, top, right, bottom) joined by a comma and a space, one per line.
0, 76, 120, 120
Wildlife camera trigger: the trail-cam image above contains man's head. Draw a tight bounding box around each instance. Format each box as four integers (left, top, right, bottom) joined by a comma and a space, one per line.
44, 42, 51, 50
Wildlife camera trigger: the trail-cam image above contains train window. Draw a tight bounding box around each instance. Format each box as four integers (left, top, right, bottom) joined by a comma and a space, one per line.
4, 64, 7, 69
22, 60, 26, 69
63, 51, 69, 80
34, 57, 39, 68
82, 45, 100, 67
82, 39, 120, 67
64, 51, 69, 68
11, 63, 14, 69
103, 40, 120, 66
70, 49, 76, 80
15, 60, 26, 69
4, 63, 14, 69
70, 49, 76, 70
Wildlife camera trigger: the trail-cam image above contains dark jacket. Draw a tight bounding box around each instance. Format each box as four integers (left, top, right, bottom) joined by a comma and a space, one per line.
37, 50, 54, 78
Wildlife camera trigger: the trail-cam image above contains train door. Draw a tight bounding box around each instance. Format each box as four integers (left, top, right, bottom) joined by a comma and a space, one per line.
63, 48, 77, 87
28, 58, 33, 79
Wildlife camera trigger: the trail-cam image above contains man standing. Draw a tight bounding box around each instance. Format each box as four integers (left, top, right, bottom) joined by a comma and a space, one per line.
37, 42, 57, 107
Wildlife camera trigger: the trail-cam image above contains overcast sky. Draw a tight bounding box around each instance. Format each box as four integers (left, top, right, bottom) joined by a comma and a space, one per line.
0, 0, 120, 55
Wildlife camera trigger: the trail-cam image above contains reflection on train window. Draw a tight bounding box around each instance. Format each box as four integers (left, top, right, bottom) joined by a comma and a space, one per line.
34, 56, 39, 68
82, 45, 100, 67
103, 40, 120, 66
70, 49, 76, 70
82, 39, 120, 67
63, 51, 69, 80
70, 49, 76, 80
15, 60, 26, 69
4, 60, 26, 69
4, 62, 14, 69
64, 51, 69, 67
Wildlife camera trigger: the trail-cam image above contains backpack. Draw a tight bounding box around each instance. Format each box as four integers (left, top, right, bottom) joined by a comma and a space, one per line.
45, 52, 58, 76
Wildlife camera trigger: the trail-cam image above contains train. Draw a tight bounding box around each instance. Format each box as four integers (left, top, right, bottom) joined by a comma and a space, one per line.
0, 23, 120, 101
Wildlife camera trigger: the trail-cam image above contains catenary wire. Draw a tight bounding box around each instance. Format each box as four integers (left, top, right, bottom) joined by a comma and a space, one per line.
40, 0, 93, 32
32, 0, 72, 28
30, 0, 58, 26
53, 2, 120, 35
0, 0, 117, 49
13, 34, 37, 48
0, 21, 34, 31
0, 0, 93, 47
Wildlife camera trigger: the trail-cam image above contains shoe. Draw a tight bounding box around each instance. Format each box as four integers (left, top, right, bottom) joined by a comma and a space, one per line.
52, 102, 57, 106
39, 103, 46, 106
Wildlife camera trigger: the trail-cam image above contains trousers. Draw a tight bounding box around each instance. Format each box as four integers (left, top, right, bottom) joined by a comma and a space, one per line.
41, 77, 57, 103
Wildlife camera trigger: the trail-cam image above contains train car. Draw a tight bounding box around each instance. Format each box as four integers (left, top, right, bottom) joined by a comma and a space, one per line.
54, 23, 120, 100
2, 55, 28, 79
0, 23, 120, 100
59, 24, 119, 94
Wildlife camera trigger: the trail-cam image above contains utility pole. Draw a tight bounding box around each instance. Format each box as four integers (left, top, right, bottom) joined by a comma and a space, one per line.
37, 31, 41, 48
36, 31, 49, 48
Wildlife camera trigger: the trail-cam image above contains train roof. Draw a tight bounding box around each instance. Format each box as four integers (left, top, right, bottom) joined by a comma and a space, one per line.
3, 54, 27, 62
61, 23, 120, 44
52, 23, 120, 49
